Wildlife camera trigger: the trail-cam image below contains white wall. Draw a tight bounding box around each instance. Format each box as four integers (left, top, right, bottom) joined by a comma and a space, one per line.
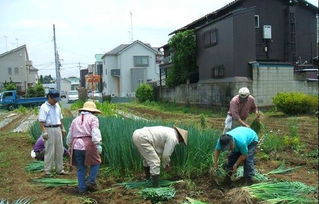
119, 43, 159, 97
103, 55, 118, 96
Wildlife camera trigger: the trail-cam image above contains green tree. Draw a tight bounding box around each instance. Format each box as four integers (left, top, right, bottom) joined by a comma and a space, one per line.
136, 83, 154, 103
26, 83, 45, 97
3, 81, 17, 91
167, 30, 197, 87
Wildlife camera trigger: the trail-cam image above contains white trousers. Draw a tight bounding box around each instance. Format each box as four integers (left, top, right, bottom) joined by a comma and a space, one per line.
44, 127, 64, 174
223, 115, 241, 133
132, 129, 161, 175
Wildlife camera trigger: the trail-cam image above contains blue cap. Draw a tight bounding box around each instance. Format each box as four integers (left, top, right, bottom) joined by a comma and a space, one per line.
48, 89, 60, 101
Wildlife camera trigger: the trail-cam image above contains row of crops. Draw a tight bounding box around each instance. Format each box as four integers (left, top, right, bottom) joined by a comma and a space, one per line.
30, 116, 223, 177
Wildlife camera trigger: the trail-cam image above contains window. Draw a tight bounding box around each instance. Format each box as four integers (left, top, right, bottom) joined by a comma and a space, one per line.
14, 67, 19, 75
8, 67, 12, 75
211, 65, 224, 78
255, 15, 260, 28
203, 29, 218, 48
134, 56, 149, 67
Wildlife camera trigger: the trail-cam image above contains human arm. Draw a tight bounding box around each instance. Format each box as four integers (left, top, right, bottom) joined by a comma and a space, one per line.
91, 116, 102, 154
162, 137, 178, 168
232, 155, 247, 172
229, 98, 250, 127
213, 150, 221, 169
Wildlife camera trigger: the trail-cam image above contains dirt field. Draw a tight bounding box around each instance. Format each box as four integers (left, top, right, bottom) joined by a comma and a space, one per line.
0, 107, 317, 204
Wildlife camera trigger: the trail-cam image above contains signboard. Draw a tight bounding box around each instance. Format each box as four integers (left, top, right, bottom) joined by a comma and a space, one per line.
85, 74, 101, 83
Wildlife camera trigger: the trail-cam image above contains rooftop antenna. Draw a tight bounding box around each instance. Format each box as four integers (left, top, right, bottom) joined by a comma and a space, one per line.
130, 11, 133, 42
16, 38, 19, 47
3, 35, 8, 51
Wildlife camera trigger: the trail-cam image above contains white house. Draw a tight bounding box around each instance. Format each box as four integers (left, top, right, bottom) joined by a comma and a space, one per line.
101, 40, 161, 97
0, 45, 38, 92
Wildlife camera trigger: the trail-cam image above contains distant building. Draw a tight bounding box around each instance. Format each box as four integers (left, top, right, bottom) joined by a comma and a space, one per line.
102, 40, 161, 97
67, 76, 80, 90
0, 45, 38, 93
42, 78, 71, 97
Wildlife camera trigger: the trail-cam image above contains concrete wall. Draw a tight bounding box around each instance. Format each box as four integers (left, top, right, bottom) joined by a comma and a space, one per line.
159, 64, 318, 107
252, 63, 318, 106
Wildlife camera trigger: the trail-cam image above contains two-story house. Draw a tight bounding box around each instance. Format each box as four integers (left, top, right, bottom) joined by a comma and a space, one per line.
0, 45, 38, 93
102, 40, 161, 97
160, 0, 318, 106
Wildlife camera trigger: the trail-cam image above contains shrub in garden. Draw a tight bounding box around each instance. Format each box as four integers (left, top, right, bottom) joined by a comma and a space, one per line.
136, 83, 154, 103
272, 92, 318, 114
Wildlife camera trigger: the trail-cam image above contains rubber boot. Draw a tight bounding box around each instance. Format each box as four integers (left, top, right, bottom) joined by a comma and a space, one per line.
144, 166, 150, 180
223, 171, 232, 186
151, 175, 160, 187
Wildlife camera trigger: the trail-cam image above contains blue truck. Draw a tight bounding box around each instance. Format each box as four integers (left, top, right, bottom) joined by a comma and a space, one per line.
0, 90, 47, 110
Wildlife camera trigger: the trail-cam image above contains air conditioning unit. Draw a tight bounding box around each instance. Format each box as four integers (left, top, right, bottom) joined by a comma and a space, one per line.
263, 25, 272, 39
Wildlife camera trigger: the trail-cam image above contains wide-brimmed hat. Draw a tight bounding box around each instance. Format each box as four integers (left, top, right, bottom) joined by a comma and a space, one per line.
174, 126, 188, 145
78, 101, 102, 114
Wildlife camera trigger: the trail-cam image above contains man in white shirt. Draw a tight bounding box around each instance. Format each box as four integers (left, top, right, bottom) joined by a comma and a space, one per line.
38, 89, 67, 176
132, 126, 188, 187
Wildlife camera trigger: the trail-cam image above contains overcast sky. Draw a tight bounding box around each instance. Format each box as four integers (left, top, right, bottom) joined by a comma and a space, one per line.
0, 0, 318, 78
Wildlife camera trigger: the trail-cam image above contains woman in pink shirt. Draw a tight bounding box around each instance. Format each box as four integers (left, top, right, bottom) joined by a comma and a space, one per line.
66, 101, 102, 194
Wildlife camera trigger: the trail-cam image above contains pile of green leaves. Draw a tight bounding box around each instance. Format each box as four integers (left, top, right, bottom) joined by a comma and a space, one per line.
114, 180, 182, 189
139, 187, 176, 204
234, 166, 269, 182
266, 164, 301, 175
31, 178, 77, 187
250, 118, 263, 135
243, 181, 317, 204
25, 161, 44, 172
0, 198, 33, 204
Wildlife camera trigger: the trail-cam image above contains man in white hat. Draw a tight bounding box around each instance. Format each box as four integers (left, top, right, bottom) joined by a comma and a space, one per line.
132, 126, 188, 187
223, 87, 259, 133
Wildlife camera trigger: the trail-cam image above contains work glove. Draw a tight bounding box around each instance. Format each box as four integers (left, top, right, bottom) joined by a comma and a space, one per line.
42, 130, 48, 140
96, 144, 102, 154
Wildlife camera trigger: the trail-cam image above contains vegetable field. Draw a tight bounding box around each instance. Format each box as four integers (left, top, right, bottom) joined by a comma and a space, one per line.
0, 102, 318, 204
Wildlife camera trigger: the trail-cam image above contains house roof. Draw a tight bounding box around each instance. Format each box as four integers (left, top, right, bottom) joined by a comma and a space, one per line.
0, 44, 29, 59
101, 40, 160, 59
169, 0, 318, 35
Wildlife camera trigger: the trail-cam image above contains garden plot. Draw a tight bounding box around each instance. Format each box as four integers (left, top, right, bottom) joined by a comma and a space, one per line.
12, 114, 37, 133
0, 113, 20, 130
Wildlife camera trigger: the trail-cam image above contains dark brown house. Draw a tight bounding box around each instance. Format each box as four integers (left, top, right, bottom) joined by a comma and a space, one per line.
161, 0, 318, 83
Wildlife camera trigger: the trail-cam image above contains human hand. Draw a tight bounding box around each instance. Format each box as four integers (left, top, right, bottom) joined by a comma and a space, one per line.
96, 145, 102, 154
61, 128, 67, 137
164, 165, 171, 172
42, 130, 48, 140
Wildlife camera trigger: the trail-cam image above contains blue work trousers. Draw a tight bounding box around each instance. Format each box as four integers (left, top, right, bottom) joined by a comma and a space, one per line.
227, 142, 257, 179
74, 150, 100, 192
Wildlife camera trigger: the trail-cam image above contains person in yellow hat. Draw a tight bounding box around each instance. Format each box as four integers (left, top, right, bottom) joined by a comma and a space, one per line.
66, 101, 102, 194
132, 126, 188, 187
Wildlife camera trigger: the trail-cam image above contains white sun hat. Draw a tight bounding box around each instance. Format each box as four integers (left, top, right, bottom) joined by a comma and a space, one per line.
238, 87, 250, 98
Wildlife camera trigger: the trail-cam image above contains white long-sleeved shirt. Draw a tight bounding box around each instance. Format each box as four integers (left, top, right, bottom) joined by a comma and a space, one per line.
141, 126, 179, 167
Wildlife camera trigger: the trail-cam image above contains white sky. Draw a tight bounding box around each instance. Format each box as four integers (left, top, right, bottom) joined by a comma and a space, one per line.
0, 0, 318, 78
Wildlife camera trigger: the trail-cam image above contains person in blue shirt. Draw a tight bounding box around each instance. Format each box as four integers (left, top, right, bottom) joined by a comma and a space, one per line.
213, 127, 258, 185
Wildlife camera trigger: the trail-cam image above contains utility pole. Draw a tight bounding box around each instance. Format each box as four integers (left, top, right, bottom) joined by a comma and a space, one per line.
53, 24, 61, 94
130, 11, 133, 42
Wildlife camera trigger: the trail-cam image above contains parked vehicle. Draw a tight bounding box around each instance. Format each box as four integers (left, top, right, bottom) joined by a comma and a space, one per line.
0, 90, 47, 110
67, 90, 79, 103
88, 90, 102, 98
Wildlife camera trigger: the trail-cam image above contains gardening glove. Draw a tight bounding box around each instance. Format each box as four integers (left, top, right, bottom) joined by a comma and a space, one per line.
96, 144, 102, 154
42, 130, 48, 140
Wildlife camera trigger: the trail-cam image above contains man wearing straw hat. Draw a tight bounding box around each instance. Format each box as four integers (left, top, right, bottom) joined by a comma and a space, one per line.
132, 126, 188, 187
223, 87, 260, 133
66, 101, 102, 194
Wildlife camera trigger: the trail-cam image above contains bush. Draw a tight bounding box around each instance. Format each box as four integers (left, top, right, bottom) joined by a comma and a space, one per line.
272, 92, 318, 114
136, 83, 154, 103
26, 83, 45, 97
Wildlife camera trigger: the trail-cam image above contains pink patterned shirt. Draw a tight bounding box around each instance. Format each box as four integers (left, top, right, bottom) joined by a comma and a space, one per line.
228, 95, 257, 120
69, 112, 101, 150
